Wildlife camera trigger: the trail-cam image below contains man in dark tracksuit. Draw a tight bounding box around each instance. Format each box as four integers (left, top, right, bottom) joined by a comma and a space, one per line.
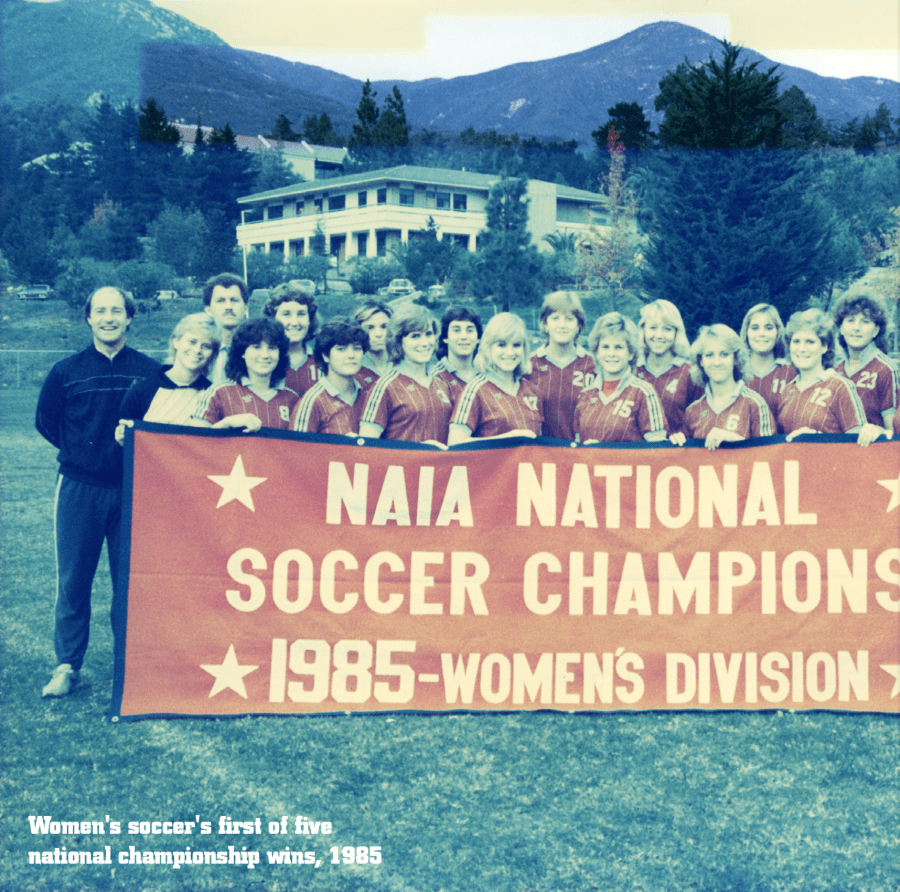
36, 287, 160, 697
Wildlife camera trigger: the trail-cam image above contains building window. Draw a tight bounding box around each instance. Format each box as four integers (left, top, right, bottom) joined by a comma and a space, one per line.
376, 232, 387, 257
314, 197, 323, 213
436, 191, 450, 209
267, 204, 283, 220
453, 194, 467, 211
377, 188, 387, 204
328, 194, 346, 212
425, 190, 435, 204
295, 200, 305, 215
358, 191, 368, 207
269, 241, 284, 255
251, 244, 265, 252
289, 239, 304, 257
399, 187, 414, 206
243, 208, 263, 224
357, 232, 368, 255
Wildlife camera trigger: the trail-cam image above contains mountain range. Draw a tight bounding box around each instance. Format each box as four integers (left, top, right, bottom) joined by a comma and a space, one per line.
3, 0, 898, 146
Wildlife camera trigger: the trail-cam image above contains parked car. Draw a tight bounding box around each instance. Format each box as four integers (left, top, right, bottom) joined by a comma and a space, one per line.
325, 280, 353, 294
387, 278, 415, 297
289, 279, 317, 296
154, 290, 179, 300
17, 284, 54, 301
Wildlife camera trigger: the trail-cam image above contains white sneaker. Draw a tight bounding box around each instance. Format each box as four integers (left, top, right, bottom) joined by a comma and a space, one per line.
42, 664, 78, 698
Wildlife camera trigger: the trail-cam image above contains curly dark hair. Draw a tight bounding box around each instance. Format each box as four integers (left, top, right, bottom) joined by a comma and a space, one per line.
313, 320, 369, 372
832, 293, 890, 354
225, 318, 290, 384
264, 281, 319, 345
437, 306, 483, 359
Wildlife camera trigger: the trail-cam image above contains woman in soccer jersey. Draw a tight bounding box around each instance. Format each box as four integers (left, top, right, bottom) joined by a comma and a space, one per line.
832, 293, 898, 431
352, 300, 393, 390
672, 324, 775, 450
291, 320, 368, 436
358, 304, 452, 445
448, 312, 543, 445
115, 313, 220, 444
778, 308, 883, 446
739, 303, 796, 415
431, 306, 483, 406
634, 299, 702, 436
193, 318, 298, 431
575, 312, 666, 444
263, 281, 320, 398
525, 291, 596, 441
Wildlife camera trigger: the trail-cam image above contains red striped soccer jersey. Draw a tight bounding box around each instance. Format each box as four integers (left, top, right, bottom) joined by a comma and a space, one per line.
634, 358, 703, 437
745, 359, 796, 415
775, 371, 866, 435
291, 379, 364, 435
834, 347, 899, 427
575, 373, 666, 442
194, 382, 299, 430
430, 358, 477, 409
361, 365, 453, 443
524, 347, 596, 440
284, 354, 322, 398
451, 375, 543, 438
684, 383, 775, 440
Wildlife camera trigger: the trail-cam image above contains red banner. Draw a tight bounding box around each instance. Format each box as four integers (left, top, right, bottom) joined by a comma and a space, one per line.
110, 426, 900, 720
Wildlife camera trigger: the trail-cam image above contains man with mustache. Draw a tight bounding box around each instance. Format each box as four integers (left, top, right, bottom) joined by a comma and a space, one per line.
203, 273, 249, 384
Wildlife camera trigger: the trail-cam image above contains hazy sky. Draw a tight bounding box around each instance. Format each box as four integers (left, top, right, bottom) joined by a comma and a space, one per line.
149, 0, 899, 83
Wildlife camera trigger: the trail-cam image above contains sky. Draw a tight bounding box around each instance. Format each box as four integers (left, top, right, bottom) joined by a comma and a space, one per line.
146, 0, 899, 83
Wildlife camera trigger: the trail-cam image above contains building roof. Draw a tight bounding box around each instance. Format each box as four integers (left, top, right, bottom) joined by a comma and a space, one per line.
172, 124, 347, 162
238, 164, 605, 205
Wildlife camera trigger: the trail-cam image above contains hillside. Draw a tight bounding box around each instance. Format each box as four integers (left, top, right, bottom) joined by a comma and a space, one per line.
2, 1, 898, 146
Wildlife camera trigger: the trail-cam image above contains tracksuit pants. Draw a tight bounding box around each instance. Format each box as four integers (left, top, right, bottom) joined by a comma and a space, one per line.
53, 475, 122, 671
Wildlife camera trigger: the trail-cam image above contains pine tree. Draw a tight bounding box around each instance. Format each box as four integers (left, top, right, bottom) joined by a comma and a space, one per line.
138, 98, 180, 144
373, 86, 410, 148
269, 114, 300, 142
641, 149, 855, 333
655, 40, 784, 149
350, 80, 379, 149
474, 175, 543, 311
592, 102, 653, 150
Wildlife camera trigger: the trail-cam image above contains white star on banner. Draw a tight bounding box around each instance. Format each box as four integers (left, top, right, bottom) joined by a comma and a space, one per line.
880, 664, 900, 698
877, 471, 900, 512
207, 455, 266, 510
201, 645, 258, 699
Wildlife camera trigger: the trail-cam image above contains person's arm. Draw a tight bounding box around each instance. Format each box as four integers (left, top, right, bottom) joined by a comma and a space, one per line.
35, 364, 64, 449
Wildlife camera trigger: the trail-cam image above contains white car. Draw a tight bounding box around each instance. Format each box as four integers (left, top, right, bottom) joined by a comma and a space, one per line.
154, 290, 178, 300
387, 278, 415, 297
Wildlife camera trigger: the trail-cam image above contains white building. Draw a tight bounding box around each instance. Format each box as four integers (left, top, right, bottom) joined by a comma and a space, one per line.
235, 165, 606, 262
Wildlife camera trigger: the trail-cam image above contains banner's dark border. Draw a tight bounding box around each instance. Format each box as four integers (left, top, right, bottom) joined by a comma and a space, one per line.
108, 425, 895, 722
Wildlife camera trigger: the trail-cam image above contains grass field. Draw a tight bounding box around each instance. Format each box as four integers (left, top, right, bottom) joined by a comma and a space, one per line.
1, 376, 899, 892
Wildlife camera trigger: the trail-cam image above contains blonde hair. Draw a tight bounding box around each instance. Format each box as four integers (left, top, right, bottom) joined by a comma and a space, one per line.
740, 303, 787, 359
689, 324, 750, 386
785, 308, 842, 370
475, 312, 532, 378
167, 313, 221, 376
638, 299, 691, 358
587, 312, 641, 370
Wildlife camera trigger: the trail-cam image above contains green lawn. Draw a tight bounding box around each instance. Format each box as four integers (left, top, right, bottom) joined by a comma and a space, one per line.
1, 385, 898, 892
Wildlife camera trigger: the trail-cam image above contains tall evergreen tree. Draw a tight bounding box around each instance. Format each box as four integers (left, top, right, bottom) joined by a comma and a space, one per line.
350, 80, 379, 149
655, 40, 784, 149
593, 102, 654, 150
373, 86, 410, 148
641, 150, 854, 333
474, 175, 542, 311
269, 113, 300, 142
302, 112, 340, 146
